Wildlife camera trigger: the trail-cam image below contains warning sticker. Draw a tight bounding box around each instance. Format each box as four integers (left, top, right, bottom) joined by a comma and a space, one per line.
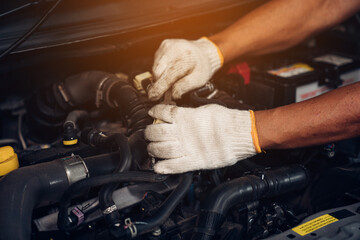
268, 63, 313, 78
292, 214, 338, 236
295, 69, 360, 102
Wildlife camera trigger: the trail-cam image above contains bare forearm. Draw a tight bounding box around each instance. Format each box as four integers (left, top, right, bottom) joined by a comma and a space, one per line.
210, 0, 360, 63
255, 83, 360, 149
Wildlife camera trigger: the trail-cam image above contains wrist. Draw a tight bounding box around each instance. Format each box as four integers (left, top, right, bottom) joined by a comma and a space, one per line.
208, 34, 227, 64
249, 110, 262, 153
254, 109, 285, 150
209, 33, 241, 64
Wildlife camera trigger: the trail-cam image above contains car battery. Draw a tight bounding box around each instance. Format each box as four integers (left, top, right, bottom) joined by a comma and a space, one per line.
244, 52, 360, 109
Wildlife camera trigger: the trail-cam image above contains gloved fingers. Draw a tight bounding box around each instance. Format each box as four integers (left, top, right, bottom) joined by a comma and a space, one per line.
147, 141, 183, 159
149, 58, 195, 101
152, 39, 185, 79
172, 72, 204, 99
152, 54, 169, 80
144, 124, 176, 142
148, 77, 172, 101
148, 104, 177, 123
153, 157, 192, 174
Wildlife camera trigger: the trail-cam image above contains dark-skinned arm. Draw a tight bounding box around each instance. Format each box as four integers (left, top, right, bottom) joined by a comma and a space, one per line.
256, 82, 360, 149
208, 0, 360, 149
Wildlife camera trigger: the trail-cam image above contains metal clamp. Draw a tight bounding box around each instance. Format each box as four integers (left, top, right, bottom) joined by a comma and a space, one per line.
62, 154, 89, 185
125, 218, 137, 238
57, 82, 74, 106
103, 205, 117, 215
95, 76, 110, 108
95, 75, 122, 108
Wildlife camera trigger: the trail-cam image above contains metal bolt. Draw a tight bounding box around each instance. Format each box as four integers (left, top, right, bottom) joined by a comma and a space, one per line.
328, 151, 335, 158
152, 228, 162, 236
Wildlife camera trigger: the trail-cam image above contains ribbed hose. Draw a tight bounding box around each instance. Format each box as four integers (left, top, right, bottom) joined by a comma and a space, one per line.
191, 165, 308, 240
57, 172, 168, 232
108, 82, 153, 136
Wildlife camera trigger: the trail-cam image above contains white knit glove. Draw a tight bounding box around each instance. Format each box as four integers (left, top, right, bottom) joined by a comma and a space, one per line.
148, 37, 223, 101
145, 104, 262, 174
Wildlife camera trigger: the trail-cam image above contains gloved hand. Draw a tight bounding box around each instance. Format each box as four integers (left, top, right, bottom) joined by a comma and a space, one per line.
145, 104, 262, 174
148, 37, 223, 101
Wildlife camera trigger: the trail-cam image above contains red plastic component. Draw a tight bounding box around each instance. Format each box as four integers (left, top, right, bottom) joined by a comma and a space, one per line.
227, 62, 251, 85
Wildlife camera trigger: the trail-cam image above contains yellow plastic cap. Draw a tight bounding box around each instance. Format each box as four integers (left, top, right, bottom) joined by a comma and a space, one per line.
63, 139, 78, 146
0, 146, 19, 176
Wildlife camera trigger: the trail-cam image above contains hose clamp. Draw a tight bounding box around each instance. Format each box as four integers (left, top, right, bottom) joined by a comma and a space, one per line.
125, 218, 137, 238
96, 75, 124, 109
57, 82, 75, 107
95, 76, 110, 108
103, 204, 117, 215
62, 154, 89, 185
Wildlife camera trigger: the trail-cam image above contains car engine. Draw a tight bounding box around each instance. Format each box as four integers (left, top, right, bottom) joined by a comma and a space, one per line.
1, 1, 360, 240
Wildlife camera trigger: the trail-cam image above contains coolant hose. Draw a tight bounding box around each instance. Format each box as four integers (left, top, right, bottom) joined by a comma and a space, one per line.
80, 129, 133, 226
135, 172, 193, 235
63, 110, 88, 144
191, 165, 308, 240
98, 133, 132, 227
0, 153, 119, 240
64, 110, 88, 127
111, 172, 193, 239
57, 172, 168, 232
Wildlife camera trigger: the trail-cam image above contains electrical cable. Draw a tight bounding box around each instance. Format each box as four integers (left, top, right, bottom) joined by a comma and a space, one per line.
0, 0, 63, 60
17, 112, 27, 150
0, 139, 19, 146
0, 2, 40, 18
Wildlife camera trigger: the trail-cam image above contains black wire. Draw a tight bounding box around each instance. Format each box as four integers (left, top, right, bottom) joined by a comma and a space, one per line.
0, 0, 63, 60
0, 2, 40, 18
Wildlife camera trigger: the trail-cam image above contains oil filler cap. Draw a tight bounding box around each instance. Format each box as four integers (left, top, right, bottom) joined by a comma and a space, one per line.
0, 146, 19, 176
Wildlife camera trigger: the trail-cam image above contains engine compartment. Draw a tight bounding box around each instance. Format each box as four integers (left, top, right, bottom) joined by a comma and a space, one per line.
1, 4, 360, 240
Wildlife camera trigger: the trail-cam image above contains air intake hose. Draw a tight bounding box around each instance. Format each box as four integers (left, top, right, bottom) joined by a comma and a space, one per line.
27, 71, 120, 141
28, 71, 151, 164
191, 165, 308, 240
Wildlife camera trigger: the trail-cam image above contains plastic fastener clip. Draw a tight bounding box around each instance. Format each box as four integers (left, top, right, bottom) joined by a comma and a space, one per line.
125, 218, 137, 238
